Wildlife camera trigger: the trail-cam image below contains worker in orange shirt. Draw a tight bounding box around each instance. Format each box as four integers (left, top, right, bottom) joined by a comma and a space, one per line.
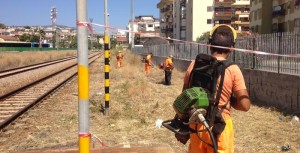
178, 25, 251, 153
116, 51, 124, 68
164, 55, 174, 85
145, 53, 154, 75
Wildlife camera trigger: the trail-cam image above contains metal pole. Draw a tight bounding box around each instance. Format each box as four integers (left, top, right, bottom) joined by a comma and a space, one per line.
252, 37, 256, 69
39, 26, 42, 49
104, 0, 110, 115
76, 0, 90, 152
131, 0, 135, 48
56, 28, 59, 50
278, 33, 282, 73
89, 18, 93, 51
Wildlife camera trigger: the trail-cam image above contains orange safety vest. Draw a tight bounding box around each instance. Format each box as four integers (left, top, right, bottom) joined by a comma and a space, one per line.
164, 57, 174, 71
116, 53, 123, 60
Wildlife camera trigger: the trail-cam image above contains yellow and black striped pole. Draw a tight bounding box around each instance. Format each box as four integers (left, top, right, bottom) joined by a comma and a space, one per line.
104, 35, 110, 115
76, 0, 90, 152
104, 0, 110, 115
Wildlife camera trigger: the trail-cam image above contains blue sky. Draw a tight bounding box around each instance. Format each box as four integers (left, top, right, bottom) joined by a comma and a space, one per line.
0, 0, 160, 31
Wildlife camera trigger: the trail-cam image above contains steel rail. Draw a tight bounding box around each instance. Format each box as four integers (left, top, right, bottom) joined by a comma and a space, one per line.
0, 56, 77, 79
0, 53, 99, 100
0, 52, 102, 130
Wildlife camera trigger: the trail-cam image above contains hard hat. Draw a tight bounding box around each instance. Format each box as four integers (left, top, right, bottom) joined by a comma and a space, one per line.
169, 55, 173, 58
209, 24, 237, 46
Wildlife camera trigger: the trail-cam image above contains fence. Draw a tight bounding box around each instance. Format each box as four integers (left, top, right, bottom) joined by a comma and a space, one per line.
0, 47, 77, 52
133, 32, 300, 75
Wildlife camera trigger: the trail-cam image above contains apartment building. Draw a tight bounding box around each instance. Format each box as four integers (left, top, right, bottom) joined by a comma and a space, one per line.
172, 0, 214, 41
187, 0, 214, 41
213, 0, 250, 33
173, 0, 186, 40
250, 0, 274, 33
112, 31, 127, 45
127, 15, 160, 45
157, 0, 251, 42
231, 0, 250, 32
250, 0, 300, 33
157, 0, 174, 38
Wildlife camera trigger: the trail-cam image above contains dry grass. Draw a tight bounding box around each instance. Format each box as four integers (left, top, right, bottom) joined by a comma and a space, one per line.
0, 50, 299, 153
91, 51, 300, 153
0, 51, 76, 71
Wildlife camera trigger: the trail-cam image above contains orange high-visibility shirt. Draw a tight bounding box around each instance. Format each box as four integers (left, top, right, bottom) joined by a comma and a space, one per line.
165, 57, 173, 71
146, 54, 152, 65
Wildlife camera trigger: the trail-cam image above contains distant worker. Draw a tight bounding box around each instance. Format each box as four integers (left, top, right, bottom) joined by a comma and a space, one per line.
116, 51, 124, 68
163, 55, 174, 85
145, 53, 154, 75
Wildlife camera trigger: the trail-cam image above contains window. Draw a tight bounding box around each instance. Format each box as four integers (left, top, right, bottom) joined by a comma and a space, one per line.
207, 6, 213, 12
296, 0, 300, 9
148, 24, 153, 28
295, 18, 300, 27
257, 9, 262, 19
207, 19, 212, 24
253, 10, 257, 20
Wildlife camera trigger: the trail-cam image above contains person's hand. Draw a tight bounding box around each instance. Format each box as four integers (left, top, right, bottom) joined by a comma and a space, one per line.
175, 133, 190, 144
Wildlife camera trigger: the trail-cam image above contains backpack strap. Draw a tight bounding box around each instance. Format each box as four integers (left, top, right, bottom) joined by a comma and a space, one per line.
209, 60, 235, 126
214, 60, 235, 107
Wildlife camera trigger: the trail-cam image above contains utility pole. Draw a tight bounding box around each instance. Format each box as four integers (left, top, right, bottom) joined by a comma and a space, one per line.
39, 26, 42, 49
131, 0, 135, 48
104, 0, 111, 115
56, 28, 60, 50
50, 7, 59, 50
50, 7, 58, 50
76, 0, 90, 152
89, 18, 93, 51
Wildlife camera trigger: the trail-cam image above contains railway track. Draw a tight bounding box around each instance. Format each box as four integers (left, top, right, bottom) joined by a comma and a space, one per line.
0, 55, 78, 79
0, 52, 102, 130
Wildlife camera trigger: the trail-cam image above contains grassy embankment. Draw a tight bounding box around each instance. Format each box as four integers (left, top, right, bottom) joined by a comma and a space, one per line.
0, 51, 76, 71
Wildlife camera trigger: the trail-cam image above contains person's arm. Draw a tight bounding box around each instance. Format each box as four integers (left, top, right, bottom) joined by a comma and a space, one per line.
182, 61, 195, 91
230, 65, 251, 111
231, 90, 251, 111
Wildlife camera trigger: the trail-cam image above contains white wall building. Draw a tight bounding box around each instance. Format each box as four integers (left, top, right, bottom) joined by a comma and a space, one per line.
173, 0, 213, 41
127, 16, 160, 45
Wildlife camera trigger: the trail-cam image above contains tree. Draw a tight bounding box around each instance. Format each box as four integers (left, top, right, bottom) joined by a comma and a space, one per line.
19, 34, 31, 42
24, 26, 31, 29
30, 35, 39, 42
39, 29, 46, 38
69, 36, 77, 48
134, 34, 141, 45
0, 23, 6, 29
110, 38, 117, 49
196, 31, 210, 42
19, 34, 39, 42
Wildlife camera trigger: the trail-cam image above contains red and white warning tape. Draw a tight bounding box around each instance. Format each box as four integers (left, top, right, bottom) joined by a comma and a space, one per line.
77, 21, 300, 58
77, 21, 93, 32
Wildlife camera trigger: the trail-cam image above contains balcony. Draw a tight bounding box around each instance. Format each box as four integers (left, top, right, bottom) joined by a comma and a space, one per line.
214, 11, 233, 17
166, 17, 173, 23
272, 5, 286, 18
214, 0, 235, 6
166, 26, 173, 32
235, 11, 250, 15
272, 10, 285, 17
231, 20, 250, 25
214, 20, 231, 25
